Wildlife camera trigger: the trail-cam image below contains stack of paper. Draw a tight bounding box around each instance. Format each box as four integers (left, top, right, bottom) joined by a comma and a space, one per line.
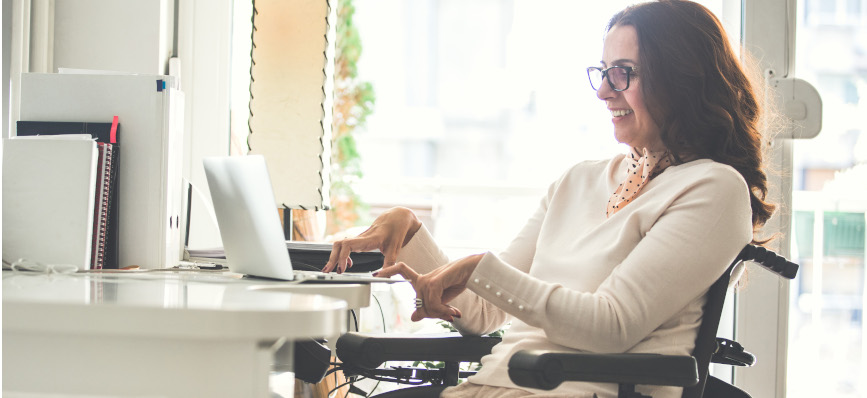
2, 136, 98, 269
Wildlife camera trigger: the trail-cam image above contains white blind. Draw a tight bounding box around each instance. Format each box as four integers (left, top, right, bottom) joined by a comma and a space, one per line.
248, 0, 334, 210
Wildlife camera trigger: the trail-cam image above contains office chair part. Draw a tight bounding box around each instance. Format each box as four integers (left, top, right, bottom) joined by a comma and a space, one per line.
335, 245, 797, 398
507, 351, 700, 390
291, 339, 333, 384
337, 333, 501, 371
336, 333, 500, 387
738, 245, 798, 279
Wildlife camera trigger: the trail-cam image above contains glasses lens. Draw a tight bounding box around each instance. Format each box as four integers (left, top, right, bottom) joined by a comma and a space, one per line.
587, 68, 603, 90
608, 67, 629, 91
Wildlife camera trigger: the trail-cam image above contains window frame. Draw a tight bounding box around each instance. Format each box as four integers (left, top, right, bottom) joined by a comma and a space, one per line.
737, 1, 800, 396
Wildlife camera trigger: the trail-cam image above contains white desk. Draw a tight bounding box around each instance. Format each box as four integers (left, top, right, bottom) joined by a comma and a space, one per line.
233, 275, 373, 310
2, 270, 361, 398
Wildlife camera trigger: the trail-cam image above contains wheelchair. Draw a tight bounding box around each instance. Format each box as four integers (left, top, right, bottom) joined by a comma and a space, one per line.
331, 244, 798, 398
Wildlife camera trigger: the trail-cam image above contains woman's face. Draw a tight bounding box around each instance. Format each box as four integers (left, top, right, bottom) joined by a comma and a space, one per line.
597, 24, 663, 151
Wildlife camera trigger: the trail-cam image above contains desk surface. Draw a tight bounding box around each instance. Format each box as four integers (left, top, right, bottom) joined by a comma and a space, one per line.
3, 270, 364, 398
2, 270, 350, 340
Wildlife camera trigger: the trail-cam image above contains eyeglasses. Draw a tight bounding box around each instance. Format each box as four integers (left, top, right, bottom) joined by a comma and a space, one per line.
587, 65, 638, 92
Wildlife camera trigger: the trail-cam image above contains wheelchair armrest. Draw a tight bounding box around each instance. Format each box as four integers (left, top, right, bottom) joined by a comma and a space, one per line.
507, 350, 699, 391
711, 338, 756, 367
336, 332, 501, 370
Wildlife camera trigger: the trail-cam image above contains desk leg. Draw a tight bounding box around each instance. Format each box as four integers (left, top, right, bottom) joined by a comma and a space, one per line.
271, 338, 296, 397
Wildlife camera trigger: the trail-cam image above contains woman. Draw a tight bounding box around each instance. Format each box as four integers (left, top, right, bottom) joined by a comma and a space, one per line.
324, 1, 775, 397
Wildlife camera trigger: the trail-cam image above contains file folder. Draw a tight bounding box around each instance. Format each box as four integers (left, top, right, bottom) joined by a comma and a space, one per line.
19, 73, 184, 269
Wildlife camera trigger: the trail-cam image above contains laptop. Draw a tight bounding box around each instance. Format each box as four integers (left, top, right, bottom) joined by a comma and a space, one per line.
202, 155, 397, 283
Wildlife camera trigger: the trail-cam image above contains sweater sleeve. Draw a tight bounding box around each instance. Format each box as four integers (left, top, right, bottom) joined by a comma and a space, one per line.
395, 225, 512, 335
394, 176, 560, 336
464, 167, 753, 352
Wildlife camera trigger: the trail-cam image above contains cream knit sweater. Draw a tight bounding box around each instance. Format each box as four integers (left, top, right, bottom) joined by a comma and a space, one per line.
396, 154, 753, 398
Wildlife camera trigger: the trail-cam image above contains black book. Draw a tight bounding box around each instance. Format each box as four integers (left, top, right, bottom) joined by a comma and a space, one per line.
17, 121, 115, 143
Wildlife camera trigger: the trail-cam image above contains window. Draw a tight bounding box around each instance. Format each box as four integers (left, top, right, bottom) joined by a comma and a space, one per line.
804, 0, 867, 26
351, 0, 736, 255
789, 0, 867, 395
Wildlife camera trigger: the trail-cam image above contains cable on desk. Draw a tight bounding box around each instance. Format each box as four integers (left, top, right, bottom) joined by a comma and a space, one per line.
326, 364, 383, 397
345, 379, 353, 398
347, 292, 387, 396
350, 309, 359, 332
3, 258, 78, 274
78, 266, 229, 274
334, 368, 340, 397
372, 294, 387, 333
3, 259, 230, 276
291, 261, 326, 272
328, 376, 363, 397
306, 279, 393, 397
364, 368, 381, 398
324, 365, 344, 378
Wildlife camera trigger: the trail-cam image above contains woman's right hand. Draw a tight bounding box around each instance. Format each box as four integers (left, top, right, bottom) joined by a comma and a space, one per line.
322, 207, 423, 273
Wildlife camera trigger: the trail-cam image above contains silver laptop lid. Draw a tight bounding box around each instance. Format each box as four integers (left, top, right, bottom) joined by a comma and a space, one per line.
203, 155, 295, 280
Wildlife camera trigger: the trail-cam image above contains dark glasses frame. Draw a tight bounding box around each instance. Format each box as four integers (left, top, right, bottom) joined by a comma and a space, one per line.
586, 65, 638, 92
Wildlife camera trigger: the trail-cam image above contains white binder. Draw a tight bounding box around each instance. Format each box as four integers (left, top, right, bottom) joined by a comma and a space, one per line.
18, 73, 185, 269
3, 136, 98, 269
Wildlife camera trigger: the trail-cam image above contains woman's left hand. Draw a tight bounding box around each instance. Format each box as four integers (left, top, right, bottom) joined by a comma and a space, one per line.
375, 254, 484, 322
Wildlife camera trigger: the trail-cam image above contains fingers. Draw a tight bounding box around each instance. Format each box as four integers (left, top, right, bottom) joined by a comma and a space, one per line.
323, 239, 355, 273
375, 262, 463, 323
382, 243, 400, 268
324, 208, 419, 273
373, 262, 419, 282
420, 280, 462, 321
322, 240, 343, 273
339, 257, 353, 274
411, 305, 462, 322
335, 243, 353, 273
372, 263, 437, 320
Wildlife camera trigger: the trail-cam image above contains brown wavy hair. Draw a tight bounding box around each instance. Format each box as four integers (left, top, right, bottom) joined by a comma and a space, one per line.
607, 0, 775, 240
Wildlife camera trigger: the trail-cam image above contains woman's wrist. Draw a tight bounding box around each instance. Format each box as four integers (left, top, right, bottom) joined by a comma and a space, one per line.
466, 253, 485, 265
399, 207, 423, 247
458, 253, 485, 273
453, 253, 485, 286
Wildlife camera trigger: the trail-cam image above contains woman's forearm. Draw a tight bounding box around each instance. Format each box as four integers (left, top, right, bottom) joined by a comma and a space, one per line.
397, 226, 510, 334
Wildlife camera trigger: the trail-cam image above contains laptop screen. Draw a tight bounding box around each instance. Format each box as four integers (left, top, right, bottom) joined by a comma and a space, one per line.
202, 155, 295, 280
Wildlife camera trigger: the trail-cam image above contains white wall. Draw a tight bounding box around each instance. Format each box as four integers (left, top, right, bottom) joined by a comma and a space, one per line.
4, 0, 234, 250
6, 0, 178, 132
2, 0, 10, 259
52, 0, 174, 74
177, 0, 233, 249
3, 0, 12, 138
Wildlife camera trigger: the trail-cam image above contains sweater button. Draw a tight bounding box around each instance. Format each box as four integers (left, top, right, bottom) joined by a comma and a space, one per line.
518, 305, 525, 311
507, 299, 513, 304
473, 278, 480, 284
495, 291, 502, 297
485, 284, 491, 290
